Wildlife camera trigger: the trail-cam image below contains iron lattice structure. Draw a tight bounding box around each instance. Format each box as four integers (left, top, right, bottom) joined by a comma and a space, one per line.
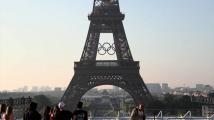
62, 0, 152, 111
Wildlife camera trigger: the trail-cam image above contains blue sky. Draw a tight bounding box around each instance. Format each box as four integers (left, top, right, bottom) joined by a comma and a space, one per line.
0, 0, 214, 91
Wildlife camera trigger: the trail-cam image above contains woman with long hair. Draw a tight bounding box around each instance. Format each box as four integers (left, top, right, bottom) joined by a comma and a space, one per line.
0, 104, 7, 119
2, 106, 14, 120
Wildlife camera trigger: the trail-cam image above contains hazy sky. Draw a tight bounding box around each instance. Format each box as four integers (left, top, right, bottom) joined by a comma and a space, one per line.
0, 0, 214, 91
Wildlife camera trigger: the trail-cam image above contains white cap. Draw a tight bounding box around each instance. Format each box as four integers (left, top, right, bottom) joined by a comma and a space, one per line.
58, 101, 65, 109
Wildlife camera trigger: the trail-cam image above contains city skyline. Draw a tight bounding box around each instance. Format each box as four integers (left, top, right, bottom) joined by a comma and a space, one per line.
1, 83, 213, 93
0, 0, 214, 91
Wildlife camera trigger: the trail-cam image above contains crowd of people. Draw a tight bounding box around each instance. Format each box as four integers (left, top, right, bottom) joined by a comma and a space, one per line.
1, 101, 146, 120
0, 104, 14, 120
0, 101, 88, 120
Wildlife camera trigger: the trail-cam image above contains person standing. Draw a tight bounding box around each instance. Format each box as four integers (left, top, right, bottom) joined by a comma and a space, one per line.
57, 102, 72, 120
23, 102, 41, 120
3, 106, 14, 120
43, 106, 51, 120
130, 103, 146, 120
72, 101, 88, 120
0, 104, 7, 119
49, 106, 59, 120
49, 107, 55, 120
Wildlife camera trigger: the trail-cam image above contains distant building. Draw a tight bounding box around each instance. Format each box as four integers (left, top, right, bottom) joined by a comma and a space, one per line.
31, 86, 38, 92
39, 86, 52, 91
192, 91, 207, 97
204, 85, 213, 93
162, 83, 171, 93
202, 105, 214, 117
146, 83, 162, 94
172, 87, 192, 96
196, 84, 205, 91
208, 91, 214, 98
54, 87, 62, 92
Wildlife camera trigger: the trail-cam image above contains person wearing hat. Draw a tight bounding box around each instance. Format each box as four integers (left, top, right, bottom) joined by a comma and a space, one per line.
130, 103, 146, 120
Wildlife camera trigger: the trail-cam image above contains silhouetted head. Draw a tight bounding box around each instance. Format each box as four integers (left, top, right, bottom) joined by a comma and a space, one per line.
29, 102, 38, 111
0, 104, 7, 113
77, 101, 83, 109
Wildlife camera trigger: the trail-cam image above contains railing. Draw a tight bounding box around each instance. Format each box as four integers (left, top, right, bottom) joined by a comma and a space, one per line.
10, 116, 214, 120
88, 111, 214, 120
183, 111, 191, 118
7, 111, 214, 120
156, 111, 163, 119
0, 97, 31, 106
74, 60, 140, 68
88, 117, 214, 120
210, 113, 214, 119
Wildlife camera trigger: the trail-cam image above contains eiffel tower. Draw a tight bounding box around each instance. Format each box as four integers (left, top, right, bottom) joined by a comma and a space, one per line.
61, 0, 152, 111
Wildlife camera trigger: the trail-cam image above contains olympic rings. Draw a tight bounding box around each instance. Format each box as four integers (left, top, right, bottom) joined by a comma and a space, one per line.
98, 42, 115, 55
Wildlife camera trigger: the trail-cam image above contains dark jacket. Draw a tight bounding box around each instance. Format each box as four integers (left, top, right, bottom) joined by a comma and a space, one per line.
72, 109, 88, 120
56, 110, 72, 120
130, 107, 145, 120
23, 110, 41, 120
23, 102, 41, 120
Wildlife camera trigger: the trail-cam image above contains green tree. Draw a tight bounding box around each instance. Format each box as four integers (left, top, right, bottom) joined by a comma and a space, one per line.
32, 95, 52, 110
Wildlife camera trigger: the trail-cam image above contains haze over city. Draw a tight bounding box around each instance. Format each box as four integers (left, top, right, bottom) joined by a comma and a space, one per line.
0, 0, 214, 91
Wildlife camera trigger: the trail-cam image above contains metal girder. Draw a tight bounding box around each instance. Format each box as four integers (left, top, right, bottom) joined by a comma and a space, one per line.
62, 0, 152, 111
62, 62, 152, 111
